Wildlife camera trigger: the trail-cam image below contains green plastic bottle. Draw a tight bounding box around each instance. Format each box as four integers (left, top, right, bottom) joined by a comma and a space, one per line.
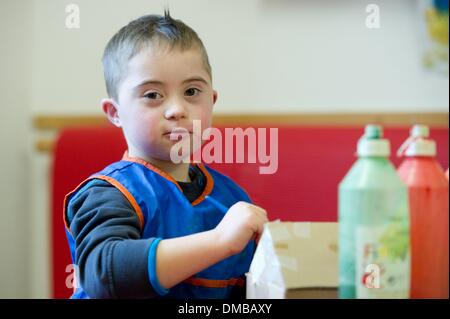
338, 125, 410, 299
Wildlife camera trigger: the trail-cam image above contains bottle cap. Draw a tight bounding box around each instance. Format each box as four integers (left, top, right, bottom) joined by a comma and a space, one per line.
397, 125, 436, 157
357, 124, 390, 157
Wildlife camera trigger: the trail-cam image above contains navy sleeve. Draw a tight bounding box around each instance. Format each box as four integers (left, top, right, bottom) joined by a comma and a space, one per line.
66, 179, 160, 298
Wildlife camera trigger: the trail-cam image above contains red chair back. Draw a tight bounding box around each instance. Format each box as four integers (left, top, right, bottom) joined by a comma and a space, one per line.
51, 124, 448, 298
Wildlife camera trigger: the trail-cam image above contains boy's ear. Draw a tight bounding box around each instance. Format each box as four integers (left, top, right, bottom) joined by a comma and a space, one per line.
212, 90, 218, 105
101, 98, 122, 128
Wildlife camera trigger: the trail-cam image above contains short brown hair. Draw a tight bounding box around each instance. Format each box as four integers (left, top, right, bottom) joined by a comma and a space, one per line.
102, 10, 212, 101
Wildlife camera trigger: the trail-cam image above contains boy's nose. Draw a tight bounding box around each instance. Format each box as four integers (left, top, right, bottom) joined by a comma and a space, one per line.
164, 101, 187, 121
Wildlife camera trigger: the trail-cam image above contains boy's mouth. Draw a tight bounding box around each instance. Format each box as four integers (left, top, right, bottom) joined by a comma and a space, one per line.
164, 128, 193, 134
164, 128, 193, 140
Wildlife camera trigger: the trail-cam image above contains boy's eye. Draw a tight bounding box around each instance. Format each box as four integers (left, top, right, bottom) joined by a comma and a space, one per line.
144, 92, 163, 100
185, 88, 201, 97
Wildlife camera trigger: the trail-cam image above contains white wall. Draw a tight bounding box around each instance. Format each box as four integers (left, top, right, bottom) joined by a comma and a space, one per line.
0, 0, 32, 298
31, 0, 449, 115
0, 0, 448, 299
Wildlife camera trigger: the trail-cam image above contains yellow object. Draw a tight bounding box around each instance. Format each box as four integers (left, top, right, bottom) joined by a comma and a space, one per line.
426, 7, 449, 45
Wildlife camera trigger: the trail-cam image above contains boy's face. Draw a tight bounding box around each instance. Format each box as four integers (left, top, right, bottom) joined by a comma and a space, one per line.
103, 45, 217, 162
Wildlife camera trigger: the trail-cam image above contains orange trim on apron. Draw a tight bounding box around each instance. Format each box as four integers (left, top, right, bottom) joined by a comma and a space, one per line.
63, 175, 145, 232
63, 179, 91, 230
191, 164, 214, 206
122, 151, 214, 206
122, 151, 183, 192
93, 175, 145, 231
183, 277, 245, 288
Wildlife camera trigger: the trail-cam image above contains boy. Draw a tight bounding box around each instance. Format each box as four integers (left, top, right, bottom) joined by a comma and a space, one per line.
64, 11, 268, 299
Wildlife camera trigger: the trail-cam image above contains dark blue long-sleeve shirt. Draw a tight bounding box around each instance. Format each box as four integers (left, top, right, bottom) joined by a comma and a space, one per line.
65, 166, 206, 298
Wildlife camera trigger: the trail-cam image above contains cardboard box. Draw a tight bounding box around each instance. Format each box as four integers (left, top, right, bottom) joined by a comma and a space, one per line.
246, 221, 338, 299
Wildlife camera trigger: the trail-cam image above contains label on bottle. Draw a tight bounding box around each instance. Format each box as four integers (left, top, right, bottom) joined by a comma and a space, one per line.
356, 225, 410, 298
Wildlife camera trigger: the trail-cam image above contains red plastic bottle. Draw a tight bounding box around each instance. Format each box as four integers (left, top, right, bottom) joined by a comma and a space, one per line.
397, 125, 449, 299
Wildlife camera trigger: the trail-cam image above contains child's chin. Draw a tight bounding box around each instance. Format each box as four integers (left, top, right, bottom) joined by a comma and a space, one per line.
153, 149, 193, 163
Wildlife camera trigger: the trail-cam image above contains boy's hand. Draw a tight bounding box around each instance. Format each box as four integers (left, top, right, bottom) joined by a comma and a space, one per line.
213, 201, 268, 256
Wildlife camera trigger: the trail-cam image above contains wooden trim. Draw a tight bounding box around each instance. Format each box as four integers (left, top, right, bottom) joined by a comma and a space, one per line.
33, 113, 448, 153
211, 113, 449, 127
33, 113, 449, 130
34, 115, 108, 130
36, 139, 54, 153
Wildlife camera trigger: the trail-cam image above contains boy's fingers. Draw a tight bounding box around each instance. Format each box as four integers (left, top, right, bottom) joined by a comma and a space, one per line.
253, 205, 267, 217
255, 232, 262, 244
256, 212, 269, 225
251, 233, 260, 245
251, 207, 268, 220
247, 205, 269, 245
254, 218, 267, 244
